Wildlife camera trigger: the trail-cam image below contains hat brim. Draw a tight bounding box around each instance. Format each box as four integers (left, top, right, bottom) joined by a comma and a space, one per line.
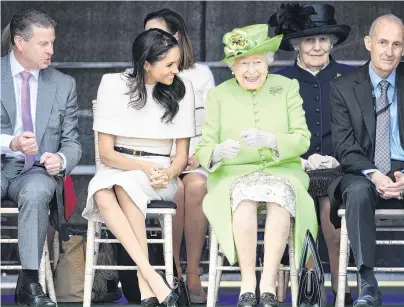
221, 35, 283, 64
279, 25, 351, 51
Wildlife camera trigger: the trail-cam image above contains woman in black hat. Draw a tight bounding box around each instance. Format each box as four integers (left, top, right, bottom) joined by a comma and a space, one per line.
269, 3, 355, 304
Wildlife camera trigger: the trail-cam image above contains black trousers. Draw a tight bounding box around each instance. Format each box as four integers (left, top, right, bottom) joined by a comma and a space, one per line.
339, 160, 404, 270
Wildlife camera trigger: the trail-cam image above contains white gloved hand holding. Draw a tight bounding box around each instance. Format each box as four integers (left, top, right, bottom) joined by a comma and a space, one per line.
240, 129, 277, 148
211, 139, 241, 164
306, 154, 340, 170
301, 158, 308, 170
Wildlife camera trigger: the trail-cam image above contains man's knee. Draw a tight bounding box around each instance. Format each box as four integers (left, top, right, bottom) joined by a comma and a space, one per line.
342, 177, 377, 212
18, 180, 56, 212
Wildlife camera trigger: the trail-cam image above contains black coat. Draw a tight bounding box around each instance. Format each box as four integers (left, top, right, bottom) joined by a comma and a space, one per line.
274, 56, 355, 159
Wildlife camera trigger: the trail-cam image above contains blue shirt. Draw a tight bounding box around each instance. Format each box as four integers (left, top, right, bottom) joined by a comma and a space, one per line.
363, 65, 404, 177
369, 65, 404, 161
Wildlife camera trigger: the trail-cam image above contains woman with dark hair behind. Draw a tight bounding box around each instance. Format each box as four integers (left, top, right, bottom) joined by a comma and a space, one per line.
144, 8, 215, 304
82, 29, 196, 307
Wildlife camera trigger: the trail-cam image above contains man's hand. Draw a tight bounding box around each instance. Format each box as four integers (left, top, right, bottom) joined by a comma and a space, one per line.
10, 131, 38, 155
369, 171, 395, 199
40, 152, 63, 176
380, 171, 404, 200
185, 155, 200, 171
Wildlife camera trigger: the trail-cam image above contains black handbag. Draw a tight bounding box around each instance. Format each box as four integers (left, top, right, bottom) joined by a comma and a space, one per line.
297, 230, 324, 307
173, 261, 191, 307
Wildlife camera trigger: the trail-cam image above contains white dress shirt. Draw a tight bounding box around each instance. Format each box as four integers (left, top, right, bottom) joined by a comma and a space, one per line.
1, 51, 66, 168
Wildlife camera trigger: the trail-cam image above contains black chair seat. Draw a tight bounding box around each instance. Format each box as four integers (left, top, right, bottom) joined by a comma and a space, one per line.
147, 200, 176, 209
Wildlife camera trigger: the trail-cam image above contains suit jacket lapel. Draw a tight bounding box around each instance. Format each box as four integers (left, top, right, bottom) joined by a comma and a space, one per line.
397, 63, 404, 148
1, 54, 17, 129
354, 62, 376, 147
36, 69, 56, 146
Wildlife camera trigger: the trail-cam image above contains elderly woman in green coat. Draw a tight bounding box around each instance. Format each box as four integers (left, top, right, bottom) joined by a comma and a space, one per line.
195, 24, 318, 307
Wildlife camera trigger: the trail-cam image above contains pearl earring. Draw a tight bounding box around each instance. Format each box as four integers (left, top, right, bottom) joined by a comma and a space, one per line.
231, 71, 235, 75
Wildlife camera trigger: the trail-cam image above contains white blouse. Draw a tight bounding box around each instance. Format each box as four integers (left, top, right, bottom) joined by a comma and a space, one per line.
93, 73, 196, 140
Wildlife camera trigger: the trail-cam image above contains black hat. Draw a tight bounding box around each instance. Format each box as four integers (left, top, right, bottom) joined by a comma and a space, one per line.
268, 3, 351, 51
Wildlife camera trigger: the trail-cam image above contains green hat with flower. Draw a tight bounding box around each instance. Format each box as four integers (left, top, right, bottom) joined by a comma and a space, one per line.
221, 24, 283, 64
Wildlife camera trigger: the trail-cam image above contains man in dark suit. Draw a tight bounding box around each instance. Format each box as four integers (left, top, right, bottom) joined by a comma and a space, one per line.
329, 14, 404, 307
1, 8, 81, 306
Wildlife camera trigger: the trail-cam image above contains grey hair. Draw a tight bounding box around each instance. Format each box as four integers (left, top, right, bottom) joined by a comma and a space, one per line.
290, 34, 338, 51
227, 52, 275, 69
368, 14, 403, 37
10, 8, 56, 45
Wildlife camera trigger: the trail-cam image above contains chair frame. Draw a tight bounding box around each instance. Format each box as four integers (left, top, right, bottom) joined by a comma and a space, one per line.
336, 208, 404, 307
206, 217, 298, 307
0, 207, 57, 303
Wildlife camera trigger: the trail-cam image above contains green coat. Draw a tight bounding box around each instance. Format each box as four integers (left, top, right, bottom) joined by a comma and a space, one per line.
195, 74, 318, 267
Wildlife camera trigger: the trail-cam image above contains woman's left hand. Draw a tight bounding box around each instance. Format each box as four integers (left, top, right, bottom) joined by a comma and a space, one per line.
307, 154, 339, 170
150, 168, 172, 188
240, 129, 277, 149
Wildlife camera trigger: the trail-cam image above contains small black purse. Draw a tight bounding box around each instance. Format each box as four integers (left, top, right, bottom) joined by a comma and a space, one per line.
297, 230, 324, 307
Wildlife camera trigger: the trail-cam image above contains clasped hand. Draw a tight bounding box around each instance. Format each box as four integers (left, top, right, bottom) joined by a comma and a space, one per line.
371, 171, 404, 200
142, 162, 171, 188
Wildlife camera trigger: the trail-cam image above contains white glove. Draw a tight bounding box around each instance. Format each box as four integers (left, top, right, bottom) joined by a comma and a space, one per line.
306, 154, 340, 170
240, 129, 277, 148
211, 139, 241, 164
301, 158, 308, 170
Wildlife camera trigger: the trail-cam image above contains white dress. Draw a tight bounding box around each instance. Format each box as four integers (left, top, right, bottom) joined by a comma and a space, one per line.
174, 63, 215, 177
82, 73, 196, 222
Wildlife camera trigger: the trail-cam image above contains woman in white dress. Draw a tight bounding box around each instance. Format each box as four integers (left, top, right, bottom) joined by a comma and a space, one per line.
82, 29, 195, 307
144, 9, 215, 304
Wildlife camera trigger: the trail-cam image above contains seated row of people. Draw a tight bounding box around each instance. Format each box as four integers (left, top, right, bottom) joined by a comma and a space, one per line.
1, 3, 403, 307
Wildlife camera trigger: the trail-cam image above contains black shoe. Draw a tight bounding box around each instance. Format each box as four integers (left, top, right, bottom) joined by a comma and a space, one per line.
156, 271, 179, 307
333, 291, 354, 305
354, 286, 382, 307
15, 282, 56, 307
237, 292, 258, 307
259, 292, 278, 307
141, 297, 159, 307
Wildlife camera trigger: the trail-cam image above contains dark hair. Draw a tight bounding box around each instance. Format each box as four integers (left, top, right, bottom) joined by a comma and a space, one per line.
144, 8, 195, 70
10, 8, 56, 45
125, 28, 185, 123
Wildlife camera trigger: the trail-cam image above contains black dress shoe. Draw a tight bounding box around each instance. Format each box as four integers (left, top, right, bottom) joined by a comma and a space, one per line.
15, 282, 56, 307
156, 271, 179, 307
333, 291, 354, 305
354, 286, 382, 307
141, 297, 159, 307
259, 292, 278, 307
237, 292, 258, 307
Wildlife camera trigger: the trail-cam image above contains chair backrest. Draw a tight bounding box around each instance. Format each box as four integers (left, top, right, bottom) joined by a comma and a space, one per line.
92, 100, 101, 171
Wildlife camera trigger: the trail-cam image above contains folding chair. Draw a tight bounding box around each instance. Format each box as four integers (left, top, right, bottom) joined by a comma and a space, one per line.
0, 199, 57, 303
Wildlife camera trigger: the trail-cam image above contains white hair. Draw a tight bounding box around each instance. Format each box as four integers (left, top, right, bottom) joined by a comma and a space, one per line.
290, 34, 338, 51
227, 51, 275, 69
368, 14, 403, 37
